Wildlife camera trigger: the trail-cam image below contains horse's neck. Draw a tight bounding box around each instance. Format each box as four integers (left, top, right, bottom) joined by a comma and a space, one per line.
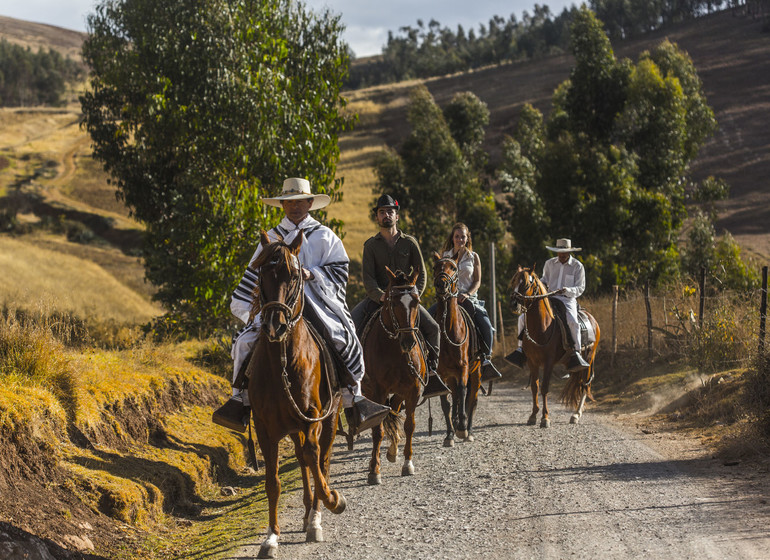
525, 296, 553, 338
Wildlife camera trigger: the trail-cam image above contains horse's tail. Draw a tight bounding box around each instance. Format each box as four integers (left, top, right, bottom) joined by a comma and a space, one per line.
382, 409, 404, 443
559, 366, 594, 409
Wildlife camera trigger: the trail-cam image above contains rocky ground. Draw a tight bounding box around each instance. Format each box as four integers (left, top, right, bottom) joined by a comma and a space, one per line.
228, 377, 770, 560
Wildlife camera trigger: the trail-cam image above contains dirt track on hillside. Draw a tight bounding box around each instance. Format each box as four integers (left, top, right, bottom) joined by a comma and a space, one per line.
227, 377, 770, 560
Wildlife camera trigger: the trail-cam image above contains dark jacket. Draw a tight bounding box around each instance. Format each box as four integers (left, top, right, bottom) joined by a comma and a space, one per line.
361, 230, 427, 302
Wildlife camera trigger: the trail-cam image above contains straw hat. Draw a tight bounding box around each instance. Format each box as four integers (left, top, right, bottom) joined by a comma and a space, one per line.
261, 178, 331, 211
546, 238, 582, 252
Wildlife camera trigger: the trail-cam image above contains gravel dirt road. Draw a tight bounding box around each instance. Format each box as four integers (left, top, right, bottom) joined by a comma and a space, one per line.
228, 378, 770, 559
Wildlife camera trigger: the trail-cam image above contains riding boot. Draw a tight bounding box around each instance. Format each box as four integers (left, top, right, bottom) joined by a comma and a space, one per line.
505, 347, 527, 369
212, 396, 250, 433
480, 356, 502, 382
566, 350, 590, 372
345, 395, 391, 436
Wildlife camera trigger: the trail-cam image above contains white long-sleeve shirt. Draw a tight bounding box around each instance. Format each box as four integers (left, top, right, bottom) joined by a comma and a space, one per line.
541, 254, 585, 299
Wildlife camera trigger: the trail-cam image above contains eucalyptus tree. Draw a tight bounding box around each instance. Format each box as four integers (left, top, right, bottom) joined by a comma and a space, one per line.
80, 0, 352, 334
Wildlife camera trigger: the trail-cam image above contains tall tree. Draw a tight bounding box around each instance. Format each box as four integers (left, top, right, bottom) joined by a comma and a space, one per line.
81, 0, 352, 334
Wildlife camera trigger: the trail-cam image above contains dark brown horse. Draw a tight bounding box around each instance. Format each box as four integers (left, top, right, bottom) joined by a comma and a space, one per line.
247, 231, 345, 558
361, 267, 427, 485
509, 266, 600, 427
432, 252, 482, 447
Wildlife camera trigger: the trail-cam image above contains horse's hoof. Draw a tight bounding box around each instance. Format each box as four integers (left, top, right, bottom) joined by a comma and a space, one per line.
331, 490, 346, 514
527, 416, 537, 426
570, 414, 580, 424
464, 434, 475, 442
386, 448, 398, 463
401, 461, 414, 476
258, 540, 278, 559
306, 526, 324, 543
367, 472, 382, 485
346, 433, 354, 451
540, 418, 551, 428
302, 517, 309, 532
456, 429, 468, 439
443, 436, 455, 448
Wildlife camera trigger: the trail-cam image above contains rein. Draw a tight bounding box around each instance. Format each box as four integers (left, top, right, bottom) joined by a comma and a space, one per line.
260, 250, 336, 424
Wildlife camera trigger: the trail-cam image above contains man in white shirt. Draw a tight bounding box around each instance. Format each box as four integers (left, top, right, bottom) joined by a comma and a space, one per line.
507, 238, 591, 372
212, 178, 390, 434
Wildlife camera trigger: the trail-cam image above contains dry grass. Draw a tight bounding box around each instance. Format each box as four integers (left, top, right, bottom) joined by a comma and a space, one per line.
0, 235, 159, 324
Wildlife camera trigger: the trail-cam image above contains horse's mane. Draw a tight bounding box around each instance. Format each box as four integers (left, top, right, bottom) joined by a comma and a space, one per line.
515, 268, 554, 320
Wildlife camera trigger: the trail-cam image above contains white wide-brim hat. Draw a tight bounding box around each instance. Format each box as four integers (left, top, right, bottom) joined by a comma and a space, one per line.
546, 238, 581, 252
261, 178, 331, 211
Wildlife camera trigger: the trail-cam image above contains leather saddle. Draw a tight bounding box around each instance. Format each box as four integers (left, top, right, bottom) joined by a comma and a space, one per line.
547, 297, 596, 352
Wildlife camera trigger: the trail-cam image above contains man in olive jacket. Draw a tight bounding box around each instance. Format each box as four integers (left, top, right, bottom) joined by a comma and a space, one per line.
352, 194, 448, 398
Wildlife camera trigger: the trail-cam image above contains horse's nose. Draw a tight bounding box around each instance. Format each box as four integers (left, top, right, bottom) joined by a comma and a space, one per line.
399, 333, 416, 354
266, 318, 287, 342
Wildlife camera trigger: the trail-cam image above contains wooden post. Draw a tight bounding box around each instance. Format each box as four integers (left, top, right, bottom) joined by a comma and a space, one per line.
645, 280, 653, 360
490, 242, 497, 345
611, 285, 618, 367
497, 299, 507, 358
760, 266, 768, 357
699, 266, 706, 329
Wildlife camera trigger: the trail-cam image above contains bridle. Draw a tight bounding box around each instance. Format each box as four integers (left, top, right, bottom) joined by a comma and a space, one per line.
434, 258, 468, 347
259, 251, 304, 339
511, 270, 559, 348
257, 246, 335, 423
379, 284, 420, 340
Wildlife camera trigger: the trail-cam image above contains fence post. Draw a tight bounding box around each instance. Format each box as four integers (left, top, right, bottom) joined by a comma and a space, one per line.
760, 266, 768, 357
699, 266, 706, 329
497, 299, 506, 358
490, 242, 497, 345
645, 280, 653, 360
611, 285, 618, 367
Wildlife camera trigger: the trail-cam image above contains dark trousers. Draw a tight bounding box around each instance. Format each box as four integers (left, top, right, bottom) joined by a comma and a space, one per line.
429, 299, 494, 357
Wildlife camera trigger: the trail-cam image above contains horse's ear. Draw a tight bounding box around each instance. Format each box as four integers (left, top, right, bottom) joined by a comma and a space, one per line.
432, 251, 441, 263
289, 230, 303, 255
260, 230, 271, 246
385, 266, 396, 280
517, 265, 523, 272
532, 262, 537, 272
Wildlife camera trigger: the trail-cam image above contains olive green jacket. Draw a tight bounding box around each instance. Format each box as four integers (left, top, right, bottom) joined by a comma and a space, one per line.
361, 230, 427, 302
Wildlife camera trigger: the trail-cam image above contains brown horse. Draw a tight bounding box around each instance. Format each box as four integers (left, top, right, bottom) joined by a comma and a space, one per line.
509, 266, 600, 427
247, 231, 346, 558
361, 267, 427, 485
432, 252, 482, 447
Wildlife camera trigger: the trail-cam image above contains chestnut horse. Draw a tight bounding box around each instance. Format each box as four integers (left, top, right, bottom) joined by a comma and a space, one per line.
247, 231, 346, 558
432, 252, 482, 447
361, 267, 427, 485
509, 266, 600, 427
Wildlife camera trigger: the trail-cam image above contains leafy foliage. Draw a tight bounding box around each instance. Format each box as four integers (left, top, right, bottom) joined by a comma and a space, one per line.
500, 7, 720, 292
80, 0, 353, 335
0, 39, 83, 106
374, 86, 503, 260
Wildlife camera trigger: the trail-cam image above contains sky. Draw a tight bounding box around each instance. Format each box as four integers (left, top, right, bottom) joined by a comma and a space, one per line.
2, 0, 576, 57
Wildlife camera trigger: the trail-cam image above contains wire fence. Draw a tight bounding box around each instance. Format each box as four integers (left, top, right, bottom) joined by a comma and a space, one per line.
496, 265, 769, 373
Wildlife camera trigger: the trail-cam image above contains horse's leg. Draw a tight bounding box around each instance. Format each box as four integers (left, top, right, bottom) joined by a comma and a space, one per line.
289, 433, 312, 532
454, 381, 469, 439
302, 421, 346, 544
401, 397, 417, 476
464, 363, 481, 442
255, 427, 281, 559
540, 364, 552, 428
386, 396, 401, 463
528, 367, 540, 426
368, 421, 385, 485
440, 392, 454, 447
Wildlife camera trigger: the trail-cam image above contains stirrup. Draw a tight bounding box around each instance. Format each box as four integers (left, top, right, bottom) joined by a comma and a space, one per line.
566, 352, 590, 372
348, 396, 391, 435
505, 348, 527, 369
480, 360, 502, 382
212, 397, 250, 433
422, 373, 450, 398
